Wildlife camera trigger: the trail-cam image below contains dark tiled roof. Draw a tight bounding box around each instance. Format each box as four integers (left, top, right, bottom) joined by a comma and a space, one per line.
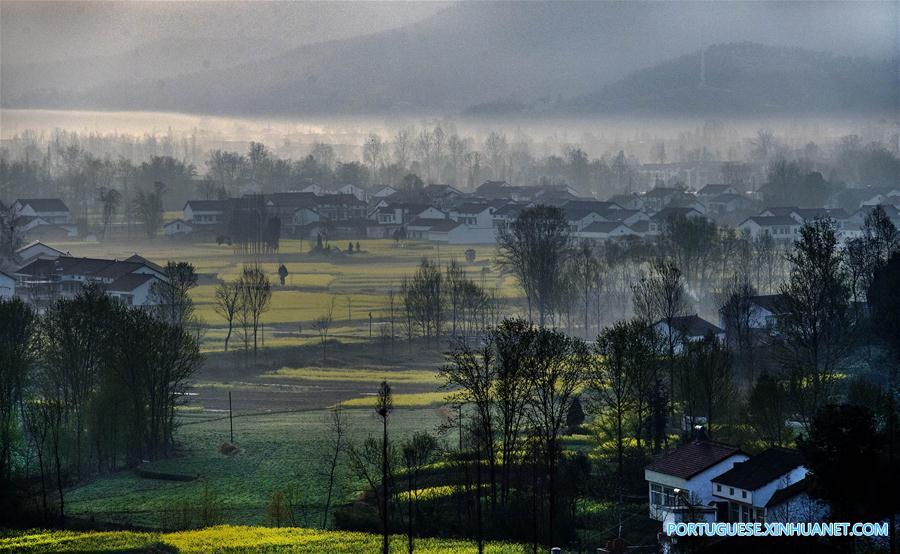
453, 203, 492, 215
651, 207, 702, 221
581, 221, 629, 234
766, 477, 810, 508
749, 294, 787, 315
698, 184, 733, 195
662, 314, 723, 337
742, 216, 798, 227
16, 198, 69, 212
184, 200, 229, 212
107, 273, 157, 293
792, 208, 849, 221
563, 206, 601, 221
266, 192, 318, 208
713, 447, 804, 491
428, 219, 462, 232
646, 440, 744, 479
761, 206, 800, 216
406, 218, 447, 229
125, 254, 166, 274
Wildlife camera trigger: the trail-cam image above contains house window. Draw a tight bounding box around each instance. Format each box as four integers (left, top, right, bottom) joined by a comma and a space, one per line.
742, 491, 747, 499
730, 487, 734, 496
754, 508, 766, 522
716, 484, 722, 492
649, 483, 678, 508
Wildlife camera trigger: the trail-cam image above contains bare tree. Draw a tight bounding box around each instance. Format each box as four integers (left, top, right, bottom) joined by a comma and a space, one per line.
312, 298, 336, 361
214, 280, 241, 352
238, 265, 272, 355
321, 402, 347, 528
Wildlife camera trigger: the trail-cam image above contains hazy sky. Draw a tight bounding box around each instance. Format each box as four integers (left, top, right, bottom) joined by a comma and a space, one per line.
1, 1, 448, 64
1, 1, 896, 118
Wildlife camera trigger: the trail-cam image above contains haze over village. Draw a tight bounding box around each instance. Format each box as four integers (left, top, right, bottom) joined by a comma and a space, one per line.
0, 1, 899, 553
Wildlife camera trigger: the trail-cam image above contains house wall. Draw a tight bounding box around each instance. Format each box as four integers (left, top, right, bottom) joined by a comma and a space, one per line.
447, 225, 497, 244
0, 275, 15, 299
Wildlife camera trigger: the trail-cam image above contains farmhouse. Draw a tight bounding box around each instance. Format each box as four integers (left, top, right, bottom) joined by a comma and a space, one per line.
163, 219, 193, 236
711, 447, 807, 523
575, 221, 635, 240
739, 216, 800, 240
15, 241, 68, 264
183, 200, 228, 225
645, 438, 748, 524
654, 314, 724, 352
15, 255, 167, 308
13, 198, 70, 225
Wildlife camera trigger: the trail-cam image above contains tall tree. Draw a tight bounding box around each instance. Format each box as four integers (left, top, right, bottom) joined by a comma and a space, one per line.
775, 219, 853, 430
526, 328, 589, 548
498, 205, 572, 327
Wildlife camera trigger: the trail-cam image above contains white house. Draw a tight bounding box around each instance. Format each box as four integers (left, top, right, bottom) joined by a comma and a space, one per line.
337, 184, 368, 202
428, 220, 496, 244
654, 314, 724, 353
13, 198, 70, 225
15, 241, 68, 264
0, 271, 15, 299
738, 216, 800, 240
449, 203, 494, 227
576, 221, 635, 240
183, 200, 228, 225
15, 255, 167, 308
163, 219, 193, 236
711, 447, 807, 523
645, 439, 749, 524
746, 294, 788, 331
105, 273, 163, 306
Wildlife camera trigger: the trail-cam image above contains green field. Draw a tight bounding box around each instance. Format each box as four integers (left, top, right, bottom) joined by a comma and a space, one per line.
65, 407, 455, 528
49, 238, 522, 353
0, 526, 524, 553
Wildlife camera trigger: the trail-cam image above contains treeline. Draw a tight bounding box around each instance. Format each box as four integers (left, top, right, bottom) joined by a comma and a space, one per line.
0, 285, 203, 526
213, 265, 273, 355
497, 205, 791, 336
399, 259, 502, 343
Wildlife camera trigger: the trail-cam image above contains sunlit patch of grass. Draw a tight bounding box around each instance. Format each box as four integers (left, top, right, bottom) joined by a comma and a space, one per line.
265, 366, 440, 384
343, 391, 450, 408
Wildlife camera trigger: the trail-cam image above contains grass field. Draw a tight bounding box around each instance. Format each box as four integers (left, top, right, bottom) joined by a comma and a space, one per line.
49, 238, 522, 353
0, 526, 524, 553
65, 407, 455, 528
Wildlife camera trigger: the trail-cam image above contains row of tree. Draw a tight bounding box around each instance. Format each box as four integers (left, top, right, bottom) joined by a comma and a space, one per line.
0, 287, 203, 525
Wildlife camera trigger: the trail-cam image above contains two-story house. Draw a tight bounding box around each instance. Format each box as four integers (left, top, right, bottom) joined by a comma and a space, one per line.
13, 198, 70, 225
711, 447, 807, 523
645, 439, 748, 524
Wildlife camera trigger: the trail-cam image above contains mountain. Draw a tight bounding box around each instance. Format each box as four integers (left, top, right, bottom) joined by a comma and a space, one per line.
2, 2, 897, 116
558, 43, 899, 116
